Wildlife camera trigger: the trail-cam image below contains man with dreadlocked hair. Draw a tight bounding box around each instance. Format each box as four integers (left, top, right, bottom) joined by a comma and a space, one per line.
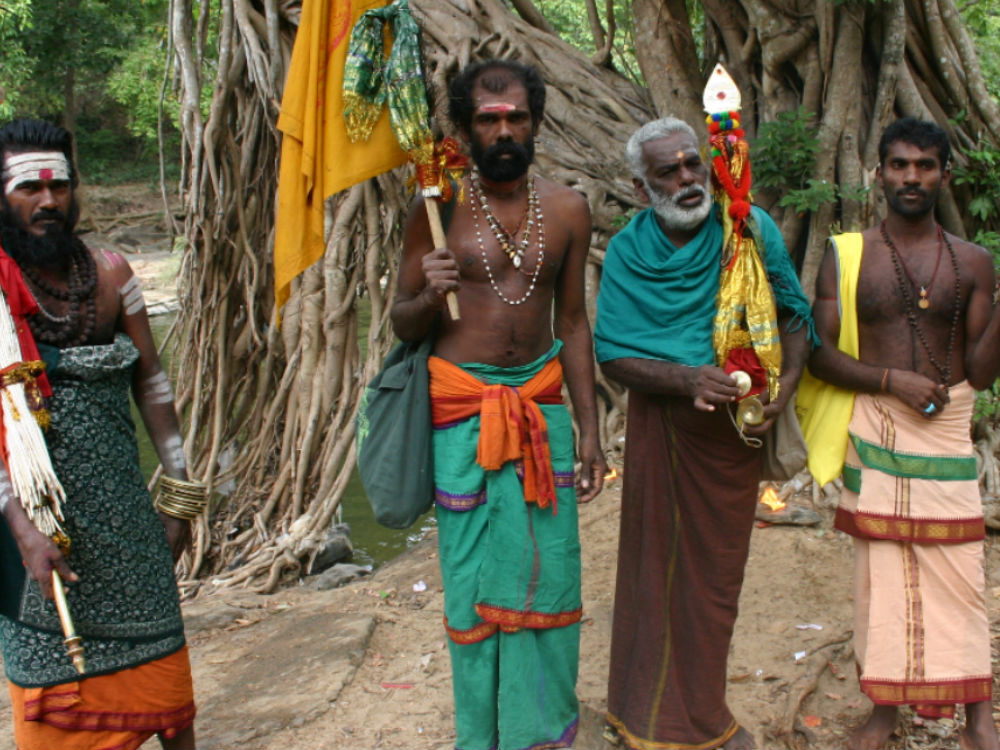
0, 119, 197, 750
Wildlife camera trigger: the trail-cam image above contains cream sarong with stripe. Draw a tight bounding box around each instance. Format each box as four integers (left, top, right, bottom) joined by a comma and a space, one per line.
835, 383, 990, 716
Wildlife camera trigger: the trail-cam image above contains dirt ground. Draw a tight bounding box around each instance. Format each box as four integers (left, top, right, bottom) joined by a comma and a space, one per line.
2, 479, 999, 750
1, 184, 999, 749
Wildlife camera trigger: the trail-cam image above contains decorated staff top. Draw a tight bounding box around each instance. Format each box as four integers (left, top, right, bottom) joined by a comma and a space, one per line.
703, 64, 782, 406
703, 63, 741, 114
342, 0, 466, 201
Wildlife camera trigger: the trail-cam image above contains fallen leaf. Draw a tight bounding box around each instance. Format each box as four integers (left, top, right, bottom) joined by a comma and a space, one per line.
803, 715, 822, 728
824, 692, 843, 700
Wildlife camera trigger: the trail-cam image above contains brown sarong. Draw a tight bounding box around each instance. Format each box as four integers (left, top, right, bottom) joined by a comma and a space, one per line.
607, 392, 761, 749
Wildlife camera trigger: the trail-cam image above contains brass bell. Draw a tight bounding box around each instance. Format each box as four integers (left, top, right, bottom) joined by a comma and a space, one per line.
731, 370, 752, 397
736, 396, 764, 427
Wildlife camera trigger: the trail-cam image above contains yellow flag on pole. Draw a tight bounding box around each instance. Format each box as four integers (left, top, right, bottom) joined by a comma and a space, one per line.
274, 0, 407, 313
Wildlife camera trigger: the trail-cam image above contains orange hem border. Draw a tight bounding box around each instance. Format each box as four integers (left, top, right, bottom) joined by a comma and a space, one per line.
443, 616, 499, 645
605, 712, 739, 750
835, 507, 985, 543
475, 603, 582, 631
31, 701, 197, 734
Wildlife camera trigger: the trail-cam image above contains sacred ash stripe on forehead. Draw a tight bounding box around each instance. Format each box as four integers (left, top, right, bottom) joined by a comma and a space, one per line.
3, 151, 71, 196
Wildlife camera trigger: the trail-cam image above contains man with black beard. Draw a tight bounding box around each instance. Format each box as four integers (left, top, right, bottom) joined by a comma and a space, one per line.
391, 59, 605, 750
806, 118, 1000, 750
594, 118, 813, 750
0, 119, 198, 750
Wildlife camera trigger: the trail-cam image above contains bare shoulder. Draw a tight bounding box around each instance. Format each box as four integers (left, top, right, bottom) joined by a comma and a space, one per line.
947, 231, 992, 264
534, 175, 589, 216
92, 247, 136, 284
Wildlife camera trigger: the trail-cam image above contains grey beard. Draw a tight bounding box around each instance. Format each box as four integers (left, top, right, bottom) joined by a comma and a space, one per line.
648, 181, 713, 232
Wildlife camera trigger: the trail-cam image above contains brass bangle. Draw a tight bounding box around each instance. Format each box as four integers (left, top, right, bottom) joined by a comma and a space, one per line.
154, 476, 208, 521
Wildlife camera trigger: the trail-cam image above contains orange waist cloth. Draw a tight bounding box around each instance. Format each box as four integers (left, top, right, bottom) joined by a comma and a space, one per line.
428, 355, 564, 509
9, 645, 195, 750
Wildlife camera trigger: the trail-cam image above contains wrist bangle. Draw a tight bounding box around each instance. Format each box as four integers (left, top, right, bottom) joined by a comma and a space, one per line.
881, 368, 890, 393
154, 476, 208, 521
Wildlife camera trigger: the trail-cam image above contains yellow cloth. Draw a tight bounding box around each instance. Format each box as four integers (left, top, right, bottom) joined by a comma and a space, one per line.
274, 0, 407, 312
796, 232, 862, 485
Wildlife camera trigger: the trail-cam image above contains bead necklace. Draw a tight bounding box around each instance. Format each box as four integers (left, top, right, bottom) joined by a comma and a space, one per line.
885, 221, 945, 309
469, 170, 545, 305
881, 220, 961, 387
21, 240, 98, 347
470, 168, 537, 269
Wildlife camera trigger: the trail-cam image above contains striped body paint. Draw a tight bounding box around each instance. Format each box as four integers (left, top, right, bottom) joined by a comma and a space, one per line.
119, 276, 146, 316
141, 370, 175, 405
160, 435, 187, 474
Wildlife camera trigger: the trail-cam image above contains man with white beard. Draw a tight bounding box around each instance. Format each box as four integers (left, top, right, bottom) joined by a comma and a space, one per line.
594, 118, 814, 750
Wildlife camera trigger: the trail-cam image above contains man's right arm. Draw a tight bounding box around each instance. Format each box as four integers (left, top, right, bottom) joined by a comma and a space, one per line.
600, 357, 738, 411
1, 467, 77, 600
390, 196, 460, 342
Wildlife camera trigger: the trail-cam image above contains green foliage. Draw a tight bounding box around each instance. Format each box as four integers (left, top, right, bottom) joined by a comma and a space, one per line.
753, 107, 871, 214
963, 1, 1000, 100
107, 33, 176, 142
776, 178, 838, 213
974, 380, 1000, 423
532, 0, 642, 85
951, 135, 1000, 237
0, 0, 33, 118
0, 0, 180, 183
753, 107, 820, 191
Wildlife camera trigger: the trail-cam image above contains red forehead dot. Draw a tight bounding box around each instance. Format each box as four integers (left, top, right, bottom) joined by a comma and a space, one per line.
39, 168, 53, 180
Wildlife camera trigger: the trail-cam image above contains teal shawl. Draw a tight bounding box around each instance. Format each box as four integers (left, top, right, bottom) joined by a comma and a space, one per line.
594, 205, 815, 366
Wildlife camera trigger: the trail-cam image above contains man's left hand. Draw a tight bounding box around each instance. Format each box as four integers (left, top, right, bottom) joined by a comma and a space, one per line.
158, 513, 192, 562
576, 437, 607, 504
742, 374, 797, 438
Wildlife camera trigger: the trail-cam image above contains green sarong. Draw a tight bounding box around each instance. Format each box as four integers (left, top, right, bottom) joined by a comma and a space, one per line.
432, 342, 581, 750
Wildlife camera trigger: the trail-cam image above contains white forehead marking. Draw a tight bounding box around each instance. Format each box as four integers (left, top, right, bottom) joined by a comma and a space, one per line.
3, 151, 71, 195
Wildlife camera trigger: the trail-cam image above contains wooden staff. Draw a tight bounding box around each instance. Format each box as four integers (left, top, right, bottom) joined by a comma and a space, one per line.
424, 200, 460, 320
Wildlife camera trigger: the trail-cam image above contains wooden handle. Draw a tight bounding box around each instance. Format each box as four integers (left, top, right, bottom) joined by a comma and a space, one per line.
424, 198, 460, 320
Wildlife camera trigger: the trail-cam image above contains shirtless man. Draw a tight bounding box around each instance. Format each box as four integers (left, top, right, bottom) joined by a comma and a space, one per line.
390, 59, 605, 750
807, 117, 1000, 750
0, 118, 197, 749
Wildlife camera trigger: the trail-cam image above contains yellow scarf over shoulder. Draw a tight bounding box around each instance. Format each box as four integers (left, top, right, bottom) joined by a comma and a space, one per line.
796, 233, 863, 485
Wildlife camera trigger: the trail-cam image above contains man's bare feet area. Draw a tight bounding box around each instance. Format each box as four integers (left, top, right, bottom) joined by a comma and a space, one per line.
849, 704, 898, 750
958, 702, 1000, 750
720, 725, 755, 750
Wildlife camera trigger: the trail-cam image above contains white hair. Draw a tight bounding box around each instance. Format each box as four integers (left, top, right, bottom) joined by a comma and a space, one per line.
625, 118, 699, 181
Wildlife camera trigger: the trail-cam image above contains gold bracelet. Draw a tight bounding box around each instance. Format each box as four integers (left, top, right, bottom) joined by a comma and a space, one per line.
154, 476, 208, 521
880, 368, 890, 393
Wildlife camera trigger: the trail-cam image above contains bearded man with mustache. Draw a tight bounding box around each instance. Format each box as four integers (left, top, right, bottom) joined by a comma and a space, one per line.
594, 118, 814, 750
390, 59, 606, 750
0, 119, 198, 750
807, 118, 1000, 750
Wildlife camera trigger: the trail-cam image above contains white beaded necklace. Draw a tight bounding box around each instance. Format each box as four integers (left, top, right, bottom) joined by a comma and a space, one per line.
469, 169, 546, 306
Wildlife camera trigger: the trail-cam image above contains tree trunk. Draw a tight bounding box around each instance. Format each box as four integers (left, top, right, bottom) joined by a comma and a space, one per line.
169, 0, 998, 591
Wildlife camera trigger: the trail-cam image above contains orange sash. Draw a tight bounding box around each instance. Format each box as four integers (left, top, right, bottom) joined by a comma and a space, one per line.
428, 355, 563, 510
